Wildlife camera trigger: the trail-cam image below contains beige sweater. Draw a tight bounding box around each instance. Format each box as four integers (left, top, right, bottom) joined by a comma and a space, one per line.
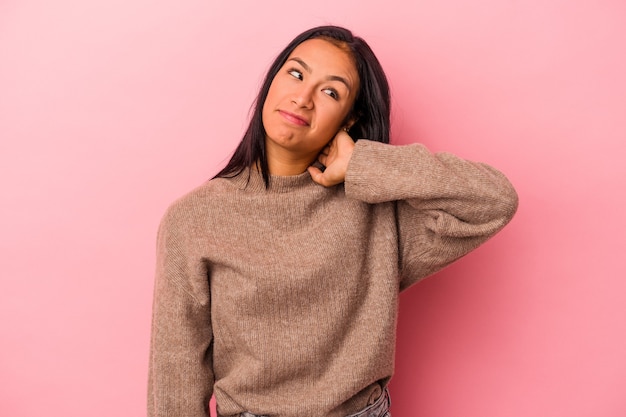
148, 140, 518, 417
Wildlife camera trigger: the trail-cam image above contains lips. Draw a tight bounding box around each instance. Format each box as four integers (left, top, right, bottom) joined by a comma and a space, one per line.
278, 110, 310, 126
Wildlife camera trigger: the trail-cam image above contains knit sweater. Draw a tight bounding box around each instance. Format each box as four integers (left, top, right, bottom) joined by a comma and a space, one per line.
148, 140, 518, 417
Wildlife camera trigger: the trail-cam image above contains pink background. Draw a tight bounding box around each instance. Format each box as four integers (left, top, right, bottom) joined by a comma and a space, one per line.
1, 1, 625, 416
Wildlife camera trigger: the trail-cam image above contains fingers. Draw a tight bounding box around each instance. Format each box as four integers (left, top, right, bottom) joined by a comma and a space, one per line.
308, 163, 340, 188
309, 129, 354, 188
307, 166, 328, 187
317, 152, 327, 166
317, 142, 332, 166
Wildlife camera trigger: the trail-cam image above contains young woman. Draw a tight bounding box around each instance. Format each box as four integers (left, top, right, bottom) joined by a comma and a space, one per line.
148, 26, 518, 417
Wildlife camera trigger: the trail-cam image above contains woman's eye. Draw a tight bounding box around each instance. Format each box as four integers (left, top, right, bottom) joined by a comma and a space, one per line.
323, 88, 339, 100
288, 69, 303, 80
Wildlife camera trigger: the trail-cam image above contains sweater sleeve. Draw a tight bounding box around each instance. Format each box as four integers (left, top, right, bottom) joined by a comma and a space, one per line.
148, 204, 214, 416
344, 140, 519, 290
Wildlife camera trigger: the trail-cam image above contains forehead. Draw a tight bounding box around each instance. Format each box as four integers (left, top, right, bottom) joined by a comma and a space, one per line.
287, 39, 358, 78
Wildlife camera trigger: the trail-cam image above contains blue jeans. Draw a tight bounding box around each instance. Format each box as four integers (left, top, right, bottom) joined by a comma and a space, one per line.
239, 388, 391, 417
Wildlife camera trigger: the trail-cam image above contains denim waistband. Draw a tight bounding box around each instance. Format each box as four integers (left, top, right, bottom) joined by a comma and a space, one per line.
239, 387, 391, 417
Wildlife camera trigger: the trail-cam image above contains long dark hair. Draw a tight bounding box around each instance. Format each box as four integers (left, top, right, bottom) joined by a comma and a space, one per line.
214, 25, 391, 188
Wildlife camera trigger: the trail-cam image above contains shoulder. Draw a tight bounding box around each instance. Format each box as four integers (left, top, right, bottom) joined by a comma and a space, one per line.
158, 177, 234, 235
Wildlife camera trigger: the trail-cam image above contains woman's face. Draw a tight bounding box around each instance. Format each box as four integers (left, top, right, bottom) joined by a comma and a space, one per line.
262, 38, 359, 165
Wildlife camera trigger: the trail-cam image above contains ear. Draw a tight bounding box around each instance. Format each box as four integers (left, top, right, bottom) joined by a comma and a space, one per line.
343, 115, 359, 132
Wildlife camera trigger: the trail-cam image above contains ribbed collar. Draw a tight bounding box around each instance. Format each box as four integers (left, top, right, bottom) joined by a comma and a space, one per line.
228, 167, 314, 194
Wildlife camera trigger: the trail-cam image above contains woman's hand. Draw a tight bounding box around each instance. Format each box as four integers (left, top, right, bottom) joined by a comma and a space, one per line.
307, 129, 355, 187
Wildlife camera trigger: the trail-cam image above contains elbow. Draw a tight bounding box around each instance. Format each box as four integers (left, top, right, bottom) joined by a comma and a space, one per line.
500, 180, 519, 221
481, 162, 519, 224
490, 175, 519, 228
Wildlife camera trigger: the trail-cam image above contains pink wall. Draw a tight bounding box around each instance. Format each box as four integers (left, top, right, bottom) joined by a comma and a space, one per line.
1, 1, 624, 416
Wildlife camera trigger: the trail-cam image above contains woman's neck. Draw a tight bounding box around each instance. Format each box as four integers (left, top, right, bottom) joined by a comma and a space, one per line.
264, 142, 316, 176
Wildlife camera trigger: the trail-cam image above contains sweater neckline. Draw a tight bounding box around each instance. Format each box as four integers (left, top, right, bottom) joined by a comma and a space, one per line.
229, 167, 314, 193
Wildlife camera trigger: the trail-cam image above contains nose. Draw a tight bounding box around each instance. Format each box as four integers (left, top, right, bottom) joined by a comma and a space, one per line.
291, 84, 314, 108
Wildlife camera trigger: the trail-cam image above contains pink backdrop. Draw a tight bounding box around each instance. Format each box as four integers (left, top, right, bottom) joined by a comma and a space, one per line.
1, 1, 625, 416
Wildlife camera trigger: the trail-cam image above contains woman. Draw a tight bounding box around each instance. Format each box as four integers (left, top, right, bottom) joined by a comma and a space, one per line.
148, 26, 518, 417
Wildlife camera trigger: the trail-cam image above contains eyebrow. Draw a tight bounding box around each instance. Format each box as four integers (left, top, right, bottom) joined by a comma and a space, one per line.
287, 57, 352, 92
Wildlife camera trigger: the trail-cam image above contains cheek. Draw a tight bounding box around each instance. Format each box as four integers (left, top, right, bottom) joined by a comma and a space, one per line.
263, 86, 276, 113
262, 86, 278, 127
318, 104, 350, 132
